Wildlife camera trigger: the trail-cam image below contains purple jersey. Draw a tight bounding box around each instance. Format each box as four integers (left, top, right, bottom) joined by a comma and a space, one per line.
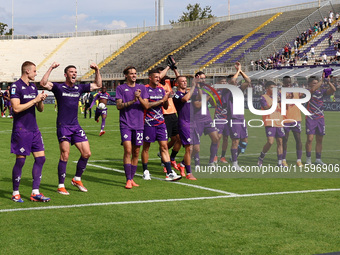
10, 79, 39, 132
3, 90, 10, 102
192, 87, 213, 123
173, 90, 191, 124
144, 84, 165, 127
306, 88, 327, 120
214, 89, 228, 119
90, 91, 115, 108
52, 82, 91, 126
116, 83, 149, 130
224, 87, 245, 121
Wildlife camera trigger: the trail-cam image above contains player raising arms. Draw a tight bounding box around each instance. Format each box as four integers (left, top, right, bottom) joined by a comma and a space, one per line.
89, 86, 115, 136
257, 81, 285, 167
3, 85, 13, 118
305, 75, 336, 165
141, 69, 181, 181
173, 76, 197, 180
40, 62, 102, 195
10, 61, 50, 202
281, 76, 303, 167
116, 66, 149, 189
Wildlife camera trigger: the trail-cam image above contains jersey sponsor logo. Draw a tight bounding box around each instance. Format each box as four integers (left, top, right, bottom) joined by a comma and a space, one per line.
62, 92, 80, 98
23, 95, 36, 99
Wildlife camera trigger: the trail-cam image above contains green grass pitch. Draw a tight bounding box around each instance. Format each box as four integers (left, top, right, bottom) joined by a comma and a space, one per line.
0, 104, 339, 254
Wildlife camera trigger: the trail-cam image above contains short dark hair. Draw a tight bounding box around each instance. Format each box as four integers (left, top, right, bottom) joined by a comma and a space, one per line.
265, 80, 276, 88
21, 61, 36, 74
176, 76, 186, 82
308, 76, 319, 84
64, 65, 76, 74
123, 66, 136, 75
195, 71, 205, 77
148, 68, 160, 76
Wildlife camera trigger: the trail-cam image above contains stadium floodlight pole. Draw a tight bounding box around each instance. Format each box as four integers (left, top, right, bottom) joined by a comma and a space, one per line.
158, 0, 164, 28
11, 0, 14, 40
228, 0, 230, 21
75, 0, 78, 37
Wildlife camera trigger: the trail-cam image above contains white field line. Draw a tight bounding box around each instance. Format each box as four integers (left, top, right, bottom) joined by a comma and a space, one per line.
85, 163, 237, 196
1, 188, 340, 213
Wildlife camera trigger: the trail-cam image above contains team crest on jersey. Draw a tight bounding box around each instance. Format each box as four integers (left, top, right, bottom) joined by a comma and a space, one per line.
124, 134, 128, 139
145, 136, 150, 140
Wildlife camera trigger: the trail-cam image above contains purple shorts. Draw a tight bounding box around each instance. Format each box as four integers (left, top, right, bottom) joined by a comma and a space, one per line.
265, 126, 285, 138
191, 127, 200, 145
121, 128, 144, 146
306, 118, 325, 136
96, 107, 107, 116
143, 123, 168, 143
283, 121, 301, 134
178, 122, 192, 146
4, 100, 10, 108
11, 130, 44, 155
229, 121, 248, 139
215, 122, 230, 136
57, 125, 88, 145
195, 120, 218, 136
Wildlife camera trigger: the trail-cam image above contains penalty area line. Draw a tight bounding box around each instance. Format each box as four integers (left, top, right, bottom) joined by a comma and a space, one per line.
1, 188, 340, 213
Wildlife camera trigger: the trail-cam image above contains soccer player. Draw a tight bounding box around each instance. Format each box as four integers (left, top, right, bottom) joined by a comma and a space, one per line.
116, 66, 149, 189
3, 85, 13, 118
158, 66, 182, 171
89, 86, 115, 136
0, 90, 4, 117
10, 61, 50, 202
212, 76, 230, 164
40, 62, 102, 195
191, 71, 219, 169
173, 76, 197, 180
281, 76, 303, 167
257, 81, 285, 167
226, 62, 251, 170
305, 76, 336, 165
141, 69, 181, 181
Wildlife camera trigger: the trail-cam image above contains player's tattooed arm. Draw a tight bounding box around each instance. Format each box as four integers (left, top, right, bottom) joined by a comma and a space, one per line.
40, 62, 60, 90
116, 98, 137, 110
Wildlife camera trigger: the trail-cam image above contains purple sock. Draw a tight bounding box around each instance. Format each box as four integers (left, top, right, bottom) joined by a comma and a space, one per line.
306, 151, 311, 157
101, 118, 106, 130
131, 165, 137, 179
185, 165, 191, 174
164, 162, 172, 174
75, 157, 88, 178
58, 160, 68, 184
316, 152, 321, 159
231, 149, 238, 162
297, 150, 302, 160
209, 143, 218, 163
12, 158, 26, 191
124, 164, 132, 180
277, 154, 283, 161
193, 152, 200, 166
283, 149, 287, 159
32, 156, 45, 190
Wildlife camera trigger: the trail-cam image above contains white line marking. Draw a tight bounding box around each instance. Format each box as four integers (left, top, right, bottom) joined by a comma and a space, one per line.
86, 163, 237, 196
2, 188, 340, 213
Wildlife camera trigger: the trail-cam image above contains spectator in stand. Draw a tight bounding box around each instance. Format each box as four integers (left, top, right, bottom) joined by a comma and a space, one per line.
336, 49, 340, 61
308, 28, 313, 38
324, 17, 328, 28
319, 20, 324, 31
310, 46, 315, 59
330, 11, 334, 23
329, 34, 333, 47
322, 53, 328, 64
294, 39, 298, 50
336, 13, 339, 21
337, 22, 340, 32
329, 16, 332, 27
